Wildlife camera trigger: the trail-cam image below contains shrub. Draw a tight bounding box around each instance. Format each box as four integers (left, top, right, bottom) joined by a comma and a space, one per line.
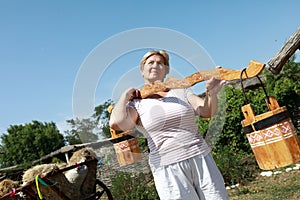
213, 146, 259, 186
110, 171, 159, 200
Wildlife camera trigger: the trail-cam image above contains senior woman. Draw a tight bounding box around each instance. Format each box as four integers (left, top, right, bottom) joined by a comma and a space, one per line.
110, 50, 229, 200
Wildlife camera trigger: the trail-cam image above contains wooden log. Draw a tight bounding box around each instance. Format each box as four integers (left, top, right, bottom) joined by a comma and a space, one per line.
267, 27, 300, 74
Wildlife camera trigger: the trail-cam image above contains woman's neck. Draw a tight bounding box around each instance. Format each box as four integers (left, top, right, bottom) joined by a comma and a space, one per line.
144, 78, 164, 85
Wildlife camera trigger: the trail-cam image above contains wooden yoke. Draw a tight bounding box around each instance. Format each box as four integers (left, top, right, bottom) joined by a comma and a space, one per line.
140, 60, 265, 99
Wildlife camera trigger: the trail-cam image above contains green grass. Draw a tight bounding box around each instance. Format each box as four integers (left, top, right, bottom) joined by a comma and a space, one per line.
227, 169, 300, 200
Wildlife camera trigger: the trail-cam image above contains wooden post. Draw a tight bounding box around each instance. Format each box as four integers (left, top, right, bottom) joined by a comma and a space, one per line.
267, 27, 300, 74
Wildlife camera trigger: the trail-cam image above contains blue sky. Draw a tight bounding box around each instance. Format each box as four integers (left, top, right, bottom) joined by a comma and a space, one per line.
0, 1, 299, 136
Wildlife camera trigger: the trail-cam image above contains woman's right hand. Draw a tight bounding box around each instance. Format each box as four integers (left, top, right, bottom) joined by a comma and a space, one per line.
124, 88, 141, 101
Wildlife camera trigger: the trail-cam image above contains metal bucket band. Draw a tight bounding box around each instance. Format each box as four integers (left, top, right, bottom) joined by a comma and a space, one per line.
243, 110, 290, 134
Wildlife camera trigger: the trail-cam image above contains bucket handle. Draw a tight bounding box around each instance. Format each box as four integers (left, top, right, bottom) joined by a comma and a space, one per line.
240, 68, 270, 105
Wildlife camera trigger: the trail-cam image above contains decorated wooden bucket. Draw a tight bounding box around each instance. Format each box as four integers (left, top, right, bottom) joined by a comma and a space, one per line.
108, 105, 142, 167
241, 75, 300, 170
112, 134, 142, 167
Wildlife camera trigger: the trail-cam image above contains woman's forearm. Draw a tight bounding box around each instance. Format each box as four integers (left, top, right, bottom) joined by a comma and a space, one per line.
109, 89, 138, 131
199, 77, 224, 118
202, 90, 218, 117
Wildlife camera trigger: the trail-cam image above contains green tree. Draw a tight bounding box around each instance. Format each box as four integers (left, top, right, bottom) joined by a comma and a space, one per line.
64, 129, 82, 145
94, 99, 114, 139
64, 99, 114, 144
94, 99, 113, 122
264, 58, 300, 132
0, 120, 65, 167
65, 118, 99, 144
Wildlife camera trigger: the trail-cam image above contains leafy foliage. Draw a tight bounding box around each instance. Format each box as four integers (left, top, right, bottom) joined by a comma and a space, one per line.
94, 99, 113, 122
0, 121, 65, 167
65, 118, 99, 144
213, 145, 258, 186
110, 171, 159, 200
198, 85, 254, 154
64, 100, 113, 144
264, 59, 300, 132
94, 99, 114, 139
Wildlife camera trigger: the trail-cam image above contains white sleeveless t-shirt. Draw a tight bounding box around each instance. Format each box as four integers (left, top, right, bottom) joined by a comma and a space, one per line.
128, 89, 211, 168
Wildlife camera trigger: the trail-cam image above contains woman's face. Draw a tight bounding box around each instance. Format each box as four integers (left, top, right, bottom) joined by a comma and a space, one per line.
141, 54, 167, 84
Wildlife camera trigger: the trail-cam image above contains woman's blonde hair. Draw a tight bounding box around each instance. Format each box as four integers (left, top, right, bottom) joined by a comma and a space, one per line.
140, 50, 170, 74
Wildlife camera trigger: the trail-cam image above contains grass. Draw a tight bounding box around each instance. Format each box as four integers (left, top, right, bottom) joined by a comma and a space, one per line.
227, 168, 300, 200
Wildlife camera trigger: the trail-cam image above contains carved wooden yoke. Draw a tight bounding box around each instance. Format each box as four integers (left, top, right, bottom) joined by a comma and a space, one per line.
140, 60, 265, 99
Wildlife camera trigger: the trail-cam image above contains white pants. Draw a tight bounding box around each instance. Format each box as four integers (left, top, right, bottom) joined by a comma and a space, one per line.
150, 153, 229, 200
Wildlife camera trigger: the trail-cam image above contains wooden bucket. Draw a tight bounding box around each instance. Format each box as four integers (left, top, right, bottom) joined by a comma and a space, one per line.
111, 129, 142, 167
113, 137, 142, 167
241, 75, 300, 170
108, 105, 142, 167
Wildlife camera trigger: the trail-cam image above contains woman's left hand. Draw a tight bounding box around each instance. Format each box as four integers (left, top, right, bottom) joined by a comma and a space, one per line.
206, 66, 226, 95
